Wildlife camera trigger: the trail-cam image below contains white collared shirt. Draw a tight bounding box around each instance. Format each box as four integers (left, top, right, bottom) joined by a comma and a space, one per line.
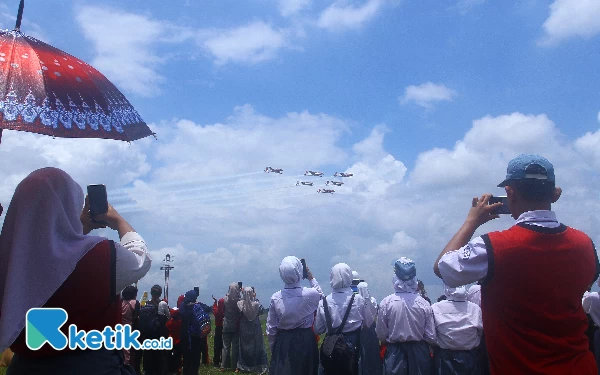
438, 210, 560, 287
314, 288, 373, 335
375, 292, 436, 345
431, 299, 483, 350
115, 232, 152, 294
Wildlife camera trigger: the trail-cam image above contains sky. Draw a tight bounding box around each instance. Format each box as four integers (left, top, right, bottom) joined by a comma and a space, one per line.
1, 0, 600, 304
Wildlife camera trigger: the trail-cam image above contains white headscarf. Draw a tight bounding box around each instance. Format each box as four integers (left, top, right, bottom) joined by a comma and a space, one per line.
330, 263, 352, 291
238, 287, 261, 321
0, 168, 104, 352
279, 256, 302, 288
393, 275, 418, 293
444, 284, 468, 302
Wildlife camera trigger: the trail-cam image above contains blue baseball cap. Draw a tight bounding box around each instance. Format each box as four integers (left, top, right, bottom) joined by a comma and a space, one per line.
497, 154, 555, 187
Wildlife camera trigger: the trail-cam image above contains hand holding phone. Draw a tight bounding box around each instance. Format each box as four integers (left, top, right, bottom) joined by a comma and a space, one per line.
488, 196, 510, 215
87, 184, 108, 224
300, 259, 308, 279
238, 281, 243, 289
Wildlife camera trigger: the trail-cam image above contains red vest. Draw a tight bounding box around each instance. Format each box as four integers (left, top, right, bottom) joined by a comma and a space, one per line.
11, 240, 121, 358
482, 224, 598, 375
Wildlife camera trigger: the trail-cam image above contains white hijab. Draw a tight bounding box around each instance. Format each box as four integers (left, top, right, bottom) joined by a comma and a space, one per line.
279, 256, 302, 288
0, 168, 104, 352
238, 287, 261, 321
393, 275, 418, 293
444, 284, 468, 302
330, 263, 352, 291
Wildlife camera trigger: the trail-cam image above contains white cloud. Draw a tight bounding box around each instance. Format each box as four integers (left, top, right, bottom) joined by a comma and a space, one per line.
400, 82, 457, 109
201, 22, 289, 65
278, 0, 312, 17
318, 0, 384, 32
540, 0, 600, 45
454, 0, 485, 14
75, 6, 192, 97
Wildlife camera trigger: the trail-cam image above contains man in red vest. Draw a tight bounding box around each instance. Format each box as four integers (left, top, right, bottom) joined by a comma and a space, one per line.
434, 154, 599, 374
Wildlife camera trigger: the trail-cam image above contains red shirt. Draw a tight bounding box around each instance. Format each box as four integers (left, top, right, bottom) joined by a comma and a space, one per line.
482, 224, 598, 375
11, 240, 120, 358
213, 298, 225, 327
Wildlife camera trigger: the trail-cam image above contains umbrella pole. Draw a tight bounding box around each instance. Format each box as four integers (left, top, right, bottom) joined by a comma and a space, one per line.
14, 0, 24, 31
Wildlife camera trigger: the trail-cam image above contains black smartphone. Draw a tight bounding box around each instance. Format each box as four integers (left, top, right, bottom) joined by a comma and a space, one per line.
194, 287, 199, 296
300, 259, 308, 279
87, 184, 108, 223
489, 196, 510, 215
238, 281, 243, 289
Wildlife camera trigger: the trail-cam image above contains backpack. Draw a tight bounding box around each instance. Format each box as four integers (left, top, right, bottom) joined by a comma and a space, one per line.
138, 302, 164, 339
189, 302, 211, 338
319, 294, 357, 375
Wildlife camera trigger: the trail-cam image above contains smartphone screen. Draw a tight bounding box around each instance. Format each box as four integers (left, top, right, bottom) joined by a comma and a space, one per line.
489, 196, 510, 215
238, 281, 243, 289
300, 259, 308, 279
87, 184, 108, 221
194, 287, 199, 296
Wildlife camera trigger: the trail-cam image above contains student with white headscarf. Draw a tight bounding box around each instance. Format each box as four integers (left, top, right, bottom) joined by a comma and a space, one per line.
267, 256, 323, 375
221, 282, 242, 371
357, 281, 382, 375
376, 257, 436, 375
315, 263, 374, 374
0, 167, 151, 375
237, 287, 268, 374
431, 284, 483, 374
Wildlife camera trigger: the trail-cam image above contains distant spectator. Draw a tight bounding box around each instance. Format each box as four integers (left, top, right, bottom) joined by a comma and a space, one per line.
0, 167, 151, 375
142, 285, 170, 375
121, 285, 141, 367
357, 281, 382, 375
221, 283, 242, 371
237, 287, 268, 373
212, 295, 225, 367
435, 154, 599, 374
166, 302, 183, 374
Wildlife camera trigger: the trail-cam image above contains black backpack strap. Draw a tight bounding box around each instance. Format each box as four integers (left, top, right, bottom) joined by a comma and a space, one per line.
323, 296, 334, 334
337, 294, 355, 334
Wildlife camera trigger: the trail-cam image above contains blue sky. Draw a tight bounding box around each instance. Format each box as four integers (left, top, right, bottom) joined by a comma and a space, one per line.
2, 0, 600, 303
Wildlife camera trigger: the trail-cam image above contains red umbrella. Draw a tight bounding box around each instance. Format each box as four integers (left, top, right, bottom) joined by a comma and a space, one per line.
0, 0, 154, 142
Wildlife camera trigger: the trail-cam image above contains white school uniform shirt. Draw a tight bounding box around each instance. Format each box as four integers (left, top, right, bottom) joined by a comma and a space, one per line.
115, 232, 152, 294
431, 287, 483, 350
266, 278, 323, 350
376, 291, 436, 345
437, 210, 560, 287
582, 278, 600, 326
314, 288, 372, 335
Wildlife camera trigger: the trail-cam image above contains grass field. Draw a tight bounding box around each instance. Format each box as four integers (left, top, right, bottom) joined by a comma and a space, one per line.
0, 319, 281, 375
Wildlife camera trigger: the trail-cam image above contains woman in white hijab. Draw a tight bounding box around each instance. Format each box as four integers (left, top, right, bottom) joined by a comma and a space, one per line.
376, 257, 436, 375
357, 281, 382, 375
431, 284, 483, 375
237, 287, 268, 374
0, 167, 151, 375
314, 263, 374, 375
267, 256, 323, 375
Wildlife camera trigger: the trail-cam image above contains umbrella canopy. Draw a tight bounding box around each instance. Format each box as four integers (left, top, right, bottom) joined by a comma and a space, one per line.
0, 1, 154, 142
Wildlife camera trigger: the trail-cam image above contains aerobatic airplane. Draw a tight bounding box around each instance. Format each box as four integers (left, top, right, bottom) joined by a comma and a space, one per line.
296, 181, 314, 186
334, 172, 353, 177
304, 170, 324, 177
326, 181, 344, 186
264, 166, 283, 174
317, 189, 335, 194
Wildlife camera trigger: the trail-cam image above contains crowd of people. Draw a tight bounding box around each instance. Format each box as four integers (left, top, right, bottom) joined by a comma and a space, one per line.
0, 154, 600, 375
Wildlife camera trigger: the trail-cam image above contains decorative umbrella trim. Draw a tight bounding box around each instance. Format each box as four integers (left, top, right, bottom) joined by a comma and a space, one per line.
0, 89, 144, 133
